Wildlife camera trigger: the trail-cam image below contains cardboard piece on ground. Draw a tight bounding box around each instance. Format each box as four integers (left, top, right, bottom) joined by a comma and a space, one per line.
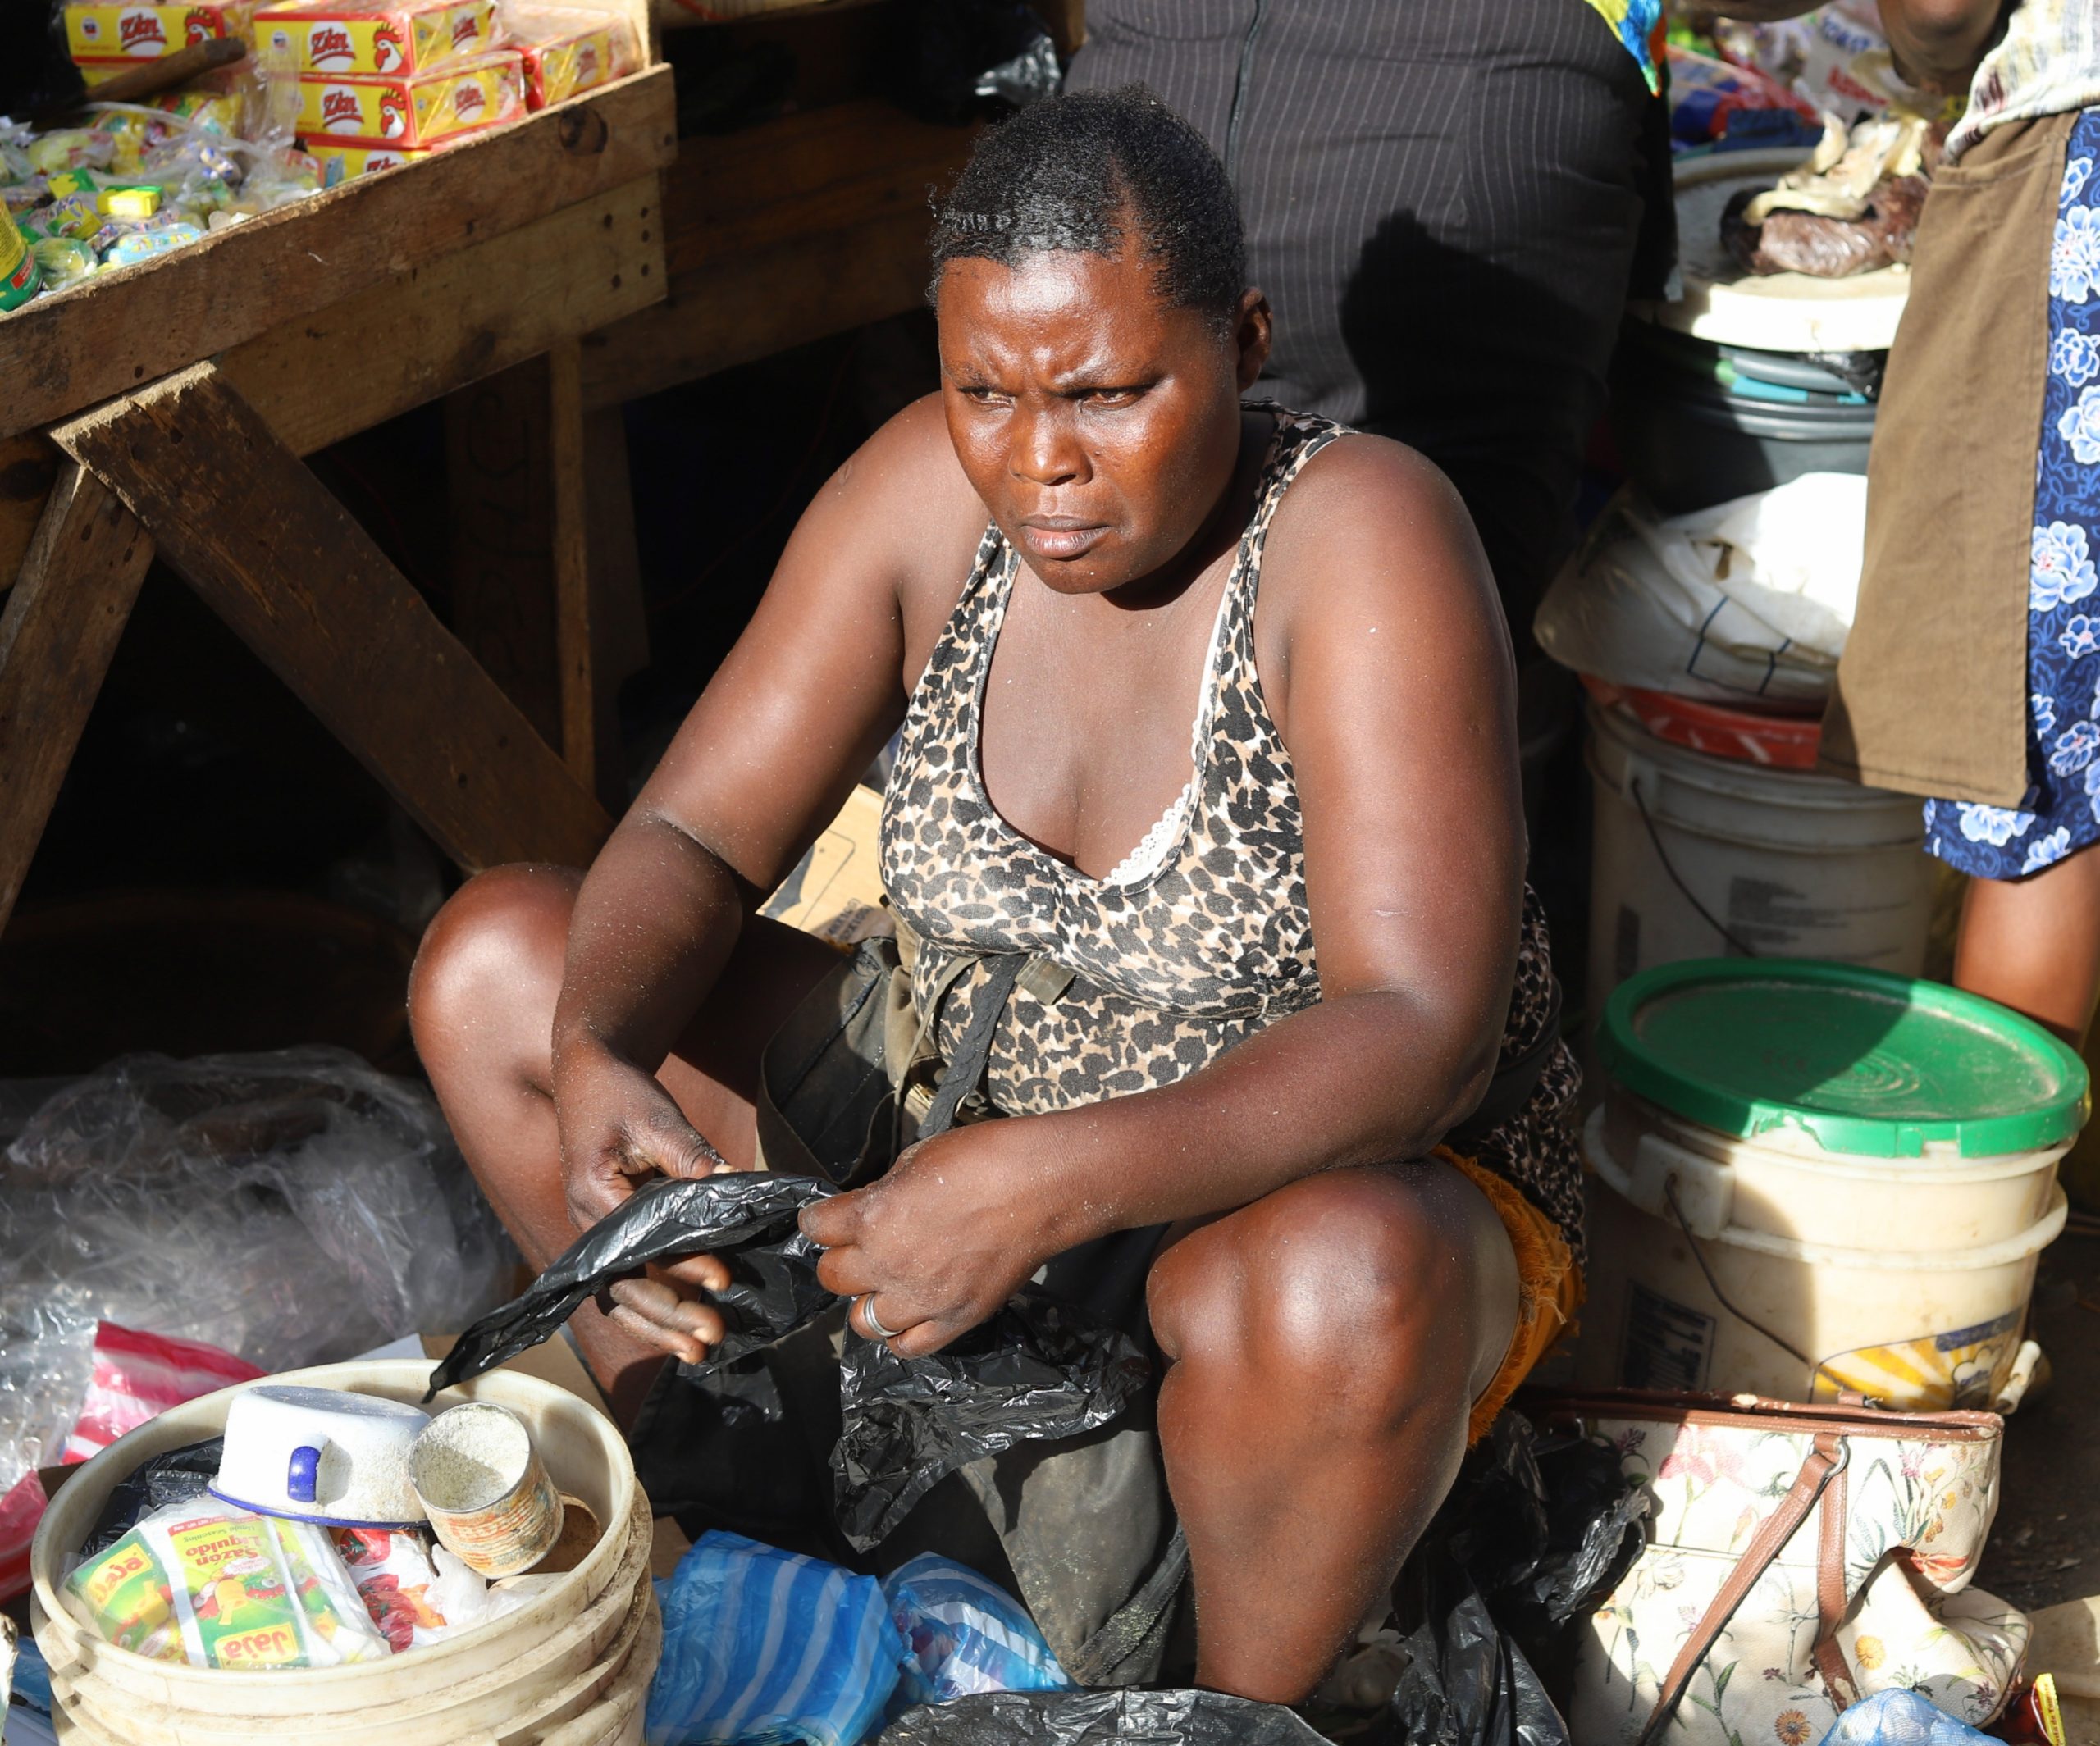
650, 1512, 691, 1580
2027, 1597, 2100, 1744
760, 782, 890, 947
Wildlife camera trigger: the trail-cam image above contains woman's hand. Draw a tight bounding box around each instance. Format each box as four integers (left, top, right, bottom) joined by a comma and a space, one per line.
799, 1122, 1061, 1357
550, 1035, 741, 1365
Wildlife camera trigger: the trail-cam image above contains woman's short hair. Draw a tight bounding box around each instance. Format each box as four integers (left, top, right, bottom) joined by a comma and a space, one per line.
929, 85, 1246, 335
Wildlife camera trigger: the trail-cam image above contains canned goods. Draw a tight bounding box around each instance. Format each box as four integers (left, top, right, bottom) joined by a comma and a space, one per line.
409, 1402, 561, 1578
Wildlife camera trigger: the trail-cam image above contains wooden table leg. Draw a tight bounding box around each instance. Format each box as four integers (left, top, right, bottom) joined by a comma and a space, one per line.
0, 465, 155, 935
56, 362, 611, 875
447, 342, 646, 815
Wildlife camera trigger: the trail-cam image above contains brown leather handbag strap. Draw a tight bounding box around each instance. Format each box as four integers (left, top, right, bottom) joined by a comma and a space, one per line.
1813, 1453, 1858, 1710
1637, 1431, 1850, 1746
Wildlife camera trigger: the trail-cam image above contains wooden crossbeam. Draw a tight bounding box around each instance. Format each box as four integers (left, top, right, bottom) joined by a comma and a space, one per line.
54, 363, 612, 874
0, 466, 154, 932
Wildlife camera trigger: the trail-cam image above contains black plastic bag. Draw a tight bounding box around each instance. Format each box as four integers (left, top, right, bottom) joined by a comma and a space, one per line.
427, 1174, 833, 1388
892, 0, 1061, 126
878, 1689, 1331, 1744
1372, 1414, 1648, 1746
834, 1295, 1149, 1551
430, 1173, 1149, 1551
80, 1438, 221, 1557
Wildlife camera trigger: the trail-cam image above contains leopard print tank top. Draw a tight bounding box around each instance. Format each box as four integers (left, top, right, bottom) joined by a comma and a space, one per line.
879, 410, 1585, 1257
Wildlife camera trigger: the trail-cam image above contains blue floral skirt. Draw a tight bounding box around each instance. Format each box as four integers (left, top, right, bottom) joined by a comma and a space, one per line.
1924, 108, 2100, 878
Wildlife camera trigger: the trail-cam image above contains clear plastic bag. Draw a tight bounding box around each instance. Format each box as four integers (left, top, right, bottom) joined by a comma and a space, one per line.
0, 1049, 516, 1495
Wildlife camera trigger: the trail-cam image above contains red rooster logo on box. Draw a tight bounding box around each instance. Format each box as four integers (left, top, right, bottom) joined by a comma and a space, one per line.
378, 85, 409, 135
372, 21, 403, 69
181, 6, 220, 43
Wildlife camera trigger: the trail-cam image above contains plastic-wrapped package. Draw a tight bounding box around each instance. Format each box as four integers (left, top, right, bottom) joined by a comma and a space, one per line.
0, 1050, 516, 1499
878, 1690, 1331, 1744
64, 1501, 392, 1670
883, 1554, 1071, 1707
1533, 476, 1865, 705
331, 1528, 450, 1653
430, 1174, 1149, 1552
646, 1531, 904, 1746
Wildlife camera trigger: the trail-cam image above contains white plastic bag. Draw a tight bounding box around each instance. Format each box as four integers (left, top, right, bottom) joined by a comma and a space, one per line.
1533, 475, 1866, 705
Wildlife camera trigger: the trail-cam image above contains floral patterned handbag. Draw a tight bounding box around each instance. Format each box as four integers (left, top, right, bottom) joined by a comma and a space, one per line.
1536, 1389, 2028, 1746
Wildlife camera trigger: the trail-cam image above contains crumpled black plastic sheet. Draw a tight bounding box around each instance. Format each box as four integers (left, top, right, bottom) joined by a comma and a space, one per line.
834, 1294, 1150, 1551
427, 1174, 833, 1390
877, 1689, 1332, 1744
80, 1437, 222, 1558
1374, 1413, 1649, 1746
429, 1173, 1149, 1550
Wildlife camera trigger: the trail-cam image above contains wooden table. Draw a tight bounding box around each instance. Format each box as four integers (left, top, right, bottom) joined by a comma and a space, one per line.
0, 68, 676, 937
0, 48, 979, 943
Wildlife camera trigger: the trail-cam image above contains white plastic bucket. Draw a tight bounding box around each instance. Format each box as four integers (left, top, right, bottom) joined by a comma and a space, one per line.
29, 1361, 657, 1746
1581, 1101, 2068, 1408
1587, 703, 1933, 1000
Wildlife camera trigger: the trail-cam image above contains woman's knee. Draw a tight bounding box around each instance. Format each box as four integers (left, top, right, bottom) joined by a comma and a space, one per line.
408, 864, 581, 1074
1148, 1168, 1482, 1401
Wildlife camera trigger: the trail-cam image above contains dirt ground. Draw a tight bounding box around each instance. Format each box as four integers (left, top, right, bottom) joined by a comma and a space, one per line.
1977, 1236, 2100, 1611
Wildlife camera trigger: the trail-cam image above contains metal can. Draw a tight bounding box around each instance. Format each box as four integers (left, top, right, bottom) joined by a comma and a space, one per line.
409, 1402, 562, 1579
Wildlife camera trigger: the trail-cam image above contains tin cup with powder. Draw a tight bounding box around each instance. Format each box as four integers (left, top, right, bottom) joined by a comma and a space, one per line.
409, 1402, 561, 1579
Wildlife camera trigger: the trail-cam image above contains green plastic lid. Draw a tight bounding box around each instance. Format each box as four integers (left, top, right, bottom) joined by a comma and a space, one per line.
1597, 958, 2091, 1159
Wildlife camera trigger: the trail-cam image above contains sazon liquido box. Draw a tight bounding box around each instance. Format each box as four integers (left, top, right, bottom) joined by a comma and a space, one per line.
64, 0, 253, 59
256, 0, 495, 77
295, 48, 523, 146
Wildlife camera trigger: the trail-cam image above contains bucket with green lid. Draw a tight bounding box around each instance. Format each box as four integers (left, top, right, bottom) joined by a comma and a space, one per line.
1579, 957, 2088, 1409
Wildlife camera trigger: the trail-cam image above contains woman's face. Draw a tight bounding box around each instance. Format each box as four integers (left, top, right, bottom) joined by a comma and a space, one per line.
937, 245, 1270, 597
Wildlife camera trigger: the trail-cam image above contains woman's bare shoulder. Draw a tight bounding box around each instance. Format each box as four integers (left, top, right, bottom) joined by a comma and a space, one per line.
820, 393, 988, 593
774, 392, 991, 682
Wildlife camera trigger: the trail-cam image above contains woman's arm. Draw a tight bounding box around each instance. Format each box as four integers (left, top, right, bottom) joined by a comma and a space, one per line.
548, 399, 982, 1236
1685, 0, 1999, 91
806, 438, 1527, 1352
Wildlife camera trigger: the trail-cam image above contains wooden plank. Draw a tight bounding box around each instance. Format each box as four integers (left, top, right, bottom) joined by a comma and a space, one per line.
0, 465, 153, 932
580, 102, 974, 406
445, 353, 564, 746
0, 433, 62, 587
221, 174, 665, 459
582, 202, 932, 408
549, 338, 597, 794
55, 363, 612, 873
659, 100, 973, 267
0, 67, 677, 444
581, 400, 649, 759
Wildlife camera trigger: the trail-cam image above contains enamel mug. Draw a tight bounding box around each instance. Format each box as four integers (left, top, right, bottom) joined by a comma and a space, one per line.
211, 1384, 429, 1527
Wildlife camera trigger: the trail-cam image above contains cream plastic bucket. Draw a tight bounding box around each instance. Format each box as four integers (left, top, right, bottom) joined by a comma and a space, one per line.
1587, 702, 1933, 999
29, 1361, 657, 1746
1582, 1102, 2069, 1407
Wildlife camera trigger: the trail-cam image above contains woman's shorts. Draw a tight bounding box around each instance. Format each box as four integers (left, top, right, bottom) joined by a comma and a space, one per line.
1926, 109, 2100, 878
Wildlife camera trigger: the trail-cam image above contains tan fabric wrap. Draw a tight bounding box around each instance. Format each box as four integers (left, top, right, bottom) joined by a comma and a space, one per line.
1819, 112, 2075, 805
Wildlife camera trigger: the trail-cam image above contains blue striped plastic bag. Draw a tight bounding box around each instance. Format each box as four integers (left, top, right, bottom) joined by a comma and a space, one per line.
881, 1556, 1071, 1707
646, 1532, 906, 1746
